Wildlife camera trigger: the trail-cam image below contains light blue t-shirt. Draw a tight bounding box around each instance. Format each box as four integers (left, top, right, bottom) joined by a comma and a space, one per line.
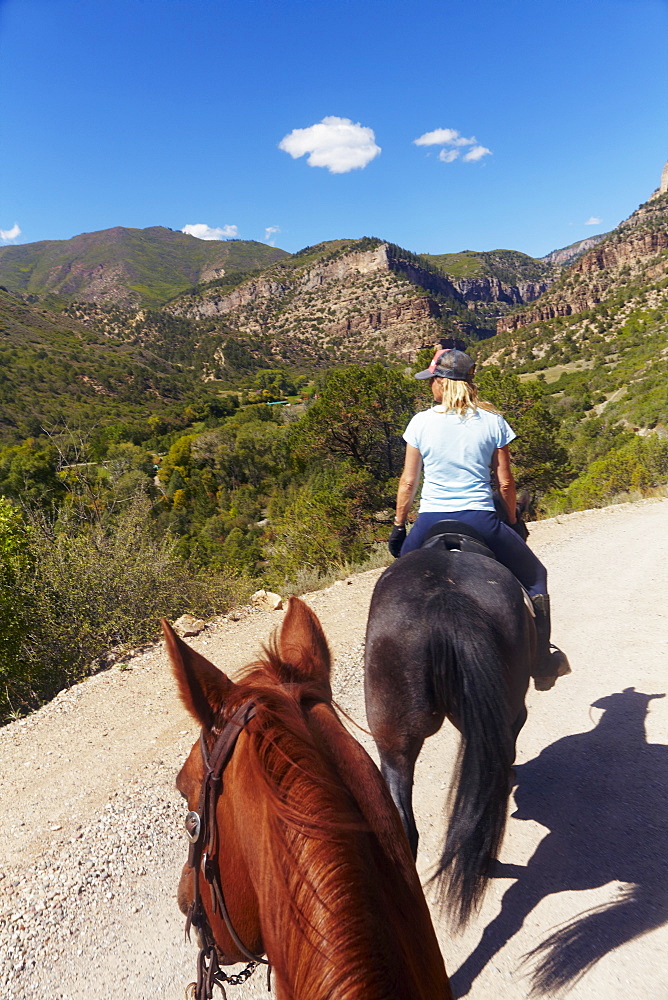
403, 405, 516, 512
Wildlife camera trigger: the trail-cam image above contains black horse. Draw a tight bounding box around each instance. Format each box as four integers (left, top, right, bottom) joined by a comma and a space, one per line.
364, 505, 534, 927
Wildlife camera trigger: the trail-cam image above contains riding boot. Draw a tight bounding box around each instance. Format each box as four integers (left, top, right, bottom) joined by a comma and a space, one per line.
530, 594, 571, 691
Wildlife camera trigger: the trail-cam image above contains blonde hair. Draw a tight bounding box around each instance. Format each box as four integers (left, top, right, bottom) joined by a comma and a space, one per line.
432, 377, 499, 416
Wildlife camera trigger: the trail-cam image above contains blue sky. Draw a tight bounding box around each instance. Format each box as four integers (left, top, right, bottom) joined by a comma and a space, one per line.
1, 0, 667, 258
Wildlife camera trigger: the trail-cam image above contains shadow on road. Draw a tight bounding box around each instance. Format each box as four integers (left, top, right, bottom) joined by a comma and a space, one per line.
449, 687, 668, 997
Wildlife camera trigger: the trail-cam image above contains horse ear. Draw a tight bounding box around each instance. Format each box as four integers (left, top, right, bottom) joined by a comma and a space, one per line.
162, 619, 236, 730
277, 597, 332, 686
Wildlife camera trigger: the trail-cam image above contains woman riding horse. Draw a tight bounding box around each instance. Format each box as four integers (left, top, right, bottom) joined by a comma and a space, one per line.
388, 347, 569, 689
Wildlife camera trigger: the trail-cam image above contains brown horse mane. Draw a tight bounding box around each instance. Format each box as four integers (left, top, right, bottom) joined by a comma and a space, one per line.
213, 640, 416, 999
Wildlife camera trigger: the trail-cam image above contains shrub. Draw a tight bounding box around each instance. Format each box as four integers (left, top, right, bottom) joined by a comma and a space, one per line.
266, 464, 383, 586
0, 497, 252, 723
539, 435, 668, 515
476, 366, 572, 496
0, 499, 33, 712
280, 542, 392, 597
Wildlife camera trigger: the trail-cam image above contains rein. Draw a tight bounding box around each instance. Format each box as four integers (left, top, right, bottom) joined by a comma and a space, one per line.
183, 700, 270, 1000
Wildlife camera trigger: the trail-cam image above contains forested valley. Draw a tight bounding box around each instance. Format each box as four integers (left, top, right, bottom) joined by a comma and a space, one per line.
1, 188, 667, 723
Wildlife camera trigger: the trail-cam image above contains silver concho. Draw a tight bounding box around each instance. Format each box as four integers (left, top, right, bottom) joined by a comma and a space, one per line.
185, 810, 201, 843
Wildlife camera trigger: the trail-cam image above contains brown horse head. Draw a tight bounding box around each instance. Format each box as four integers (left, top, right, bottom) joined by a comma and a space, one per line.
163, 616, 263, 966
165, 597, 451, 1000
164, 597, 335, 969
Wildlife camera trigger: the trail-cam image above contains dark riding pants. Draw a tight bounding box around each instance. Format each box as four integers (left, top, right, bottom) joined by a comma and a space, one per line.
400, 509, 548, 598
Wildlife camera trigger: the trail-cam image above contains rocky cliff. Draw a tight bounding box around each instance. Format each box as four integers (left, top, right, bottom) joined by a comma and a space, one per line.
539, 233, 609, 267
164, 238, 571, 375
166, 241, 464, 367
474, 180, 668, 438
498, 193, 668, 334
451, 275, 551, 304
418, 248, 557, 316
0, 224, 593, 371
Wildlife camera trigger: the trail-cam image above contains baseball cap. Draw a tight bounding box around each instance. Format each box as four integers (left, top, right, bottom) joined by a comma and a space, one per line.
414, 348, 476, 380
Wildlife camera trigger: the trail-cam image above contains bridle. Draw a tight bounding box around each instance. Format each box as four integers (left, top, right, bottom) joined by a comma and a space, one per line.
183, 700, 270, 1000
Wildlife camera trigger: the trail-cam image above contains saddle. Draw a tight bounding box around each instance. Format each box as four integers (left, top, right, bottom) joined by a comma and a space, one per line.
420, 520, 496, 560
420, 520, 535, 618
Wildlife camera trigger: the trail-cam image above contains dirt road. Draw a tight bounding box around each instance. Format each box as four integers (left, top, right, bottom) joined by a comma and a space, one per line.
1, 498, 666, 1000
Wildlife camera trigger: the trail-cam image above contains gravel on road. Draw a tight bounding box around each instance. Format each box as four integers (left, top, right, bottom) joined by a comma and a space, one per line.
1, 499, 667, 1000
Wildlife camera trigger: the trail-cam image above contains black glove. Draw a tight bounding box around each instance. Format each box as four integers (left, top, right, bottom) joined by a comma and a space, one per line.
388, 524, 407, 558
509, 519, 528, 541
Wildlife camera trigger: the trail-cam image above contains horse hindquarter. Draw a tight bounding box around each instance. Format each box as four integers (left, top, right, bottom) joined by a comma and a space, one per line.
364, 550, 531, 925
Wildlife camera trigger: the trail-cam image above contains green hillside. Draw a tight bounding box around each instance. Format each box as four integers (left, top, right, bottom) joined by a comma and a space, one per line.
0, 284, 339, 443
0, 227, 289, 308
176, 237, 385, 304
474, 193, 668, 512
0, 289, 206, 439
420, 249, 552, 284
2, 194, 668, 722
479, 283, 668, 435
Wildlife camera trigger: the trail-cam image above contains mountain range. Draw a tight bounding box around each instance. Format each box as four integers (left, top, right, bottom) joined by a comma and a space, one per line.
477, 186, 668, 435
0, 226, 288, 308
0, 225, 604, 314
0, 167, 665, 441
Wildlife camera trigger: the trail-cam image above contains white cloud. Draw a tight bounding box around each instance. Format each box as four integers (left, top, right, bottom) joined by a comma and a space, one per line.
414, 128, 475, 147
414, 127, 492, 164
278, 116, 381, 174
264, 225, 281, 246
0, 223, 21, 242
585, 216, 602, 226
463, 145, 492, 162
181, 223, 239, 240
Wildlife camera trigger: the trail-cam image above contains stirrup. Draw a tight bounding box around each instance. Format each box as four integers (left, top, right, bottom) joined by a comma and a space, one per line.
533, 649, 571, 691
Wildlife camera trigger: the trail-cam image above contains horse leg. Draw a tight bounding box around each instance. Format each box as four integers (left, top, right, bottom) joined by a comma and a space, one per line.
511, 705, 527, 749
503, 705, 528, 800
365, 656, 443, 858
377, 743, 423, 859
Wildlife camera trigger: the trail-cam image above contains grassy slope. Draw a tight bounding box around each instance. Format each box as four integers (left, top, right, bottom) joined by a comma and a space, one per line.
475, 196, 668, 434
0, 227, 289, 307
420, 249, 552, 284
0, 290, 202, 439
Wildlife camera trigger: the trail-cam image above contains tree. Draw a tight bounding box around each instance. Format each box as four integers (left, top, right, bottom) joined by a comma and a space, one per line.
550, 435, 668, 513
213, 419, 289, 489
250, 369, 306, 398
266, 463, 379, 583
294, 365, 419, 479
0, 499, 34, 712
477, 366, 572, 497
0, 439, 65, 508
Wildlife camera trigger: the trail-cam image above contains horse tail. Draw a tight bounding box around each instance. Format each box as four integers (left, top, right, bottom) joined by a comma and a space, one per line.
428, 591, 514, 928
